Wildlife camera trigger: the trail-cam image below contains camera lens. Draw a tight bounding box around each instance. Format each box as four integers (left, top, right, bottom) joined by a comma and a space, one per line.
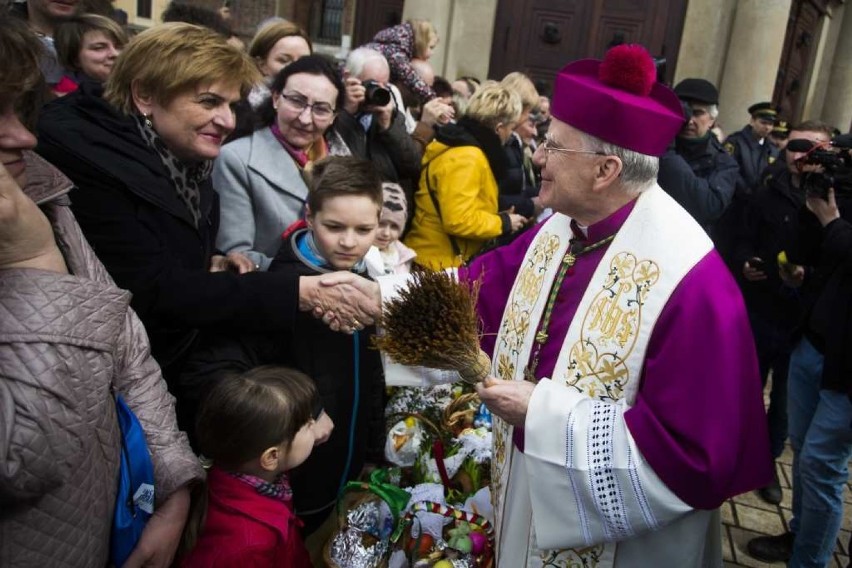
363, 80, 391, 107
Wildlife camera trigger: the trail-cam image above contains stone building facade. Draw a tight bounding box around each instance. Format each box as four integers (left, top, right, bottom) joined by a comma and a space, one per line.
111, 0, 850, 132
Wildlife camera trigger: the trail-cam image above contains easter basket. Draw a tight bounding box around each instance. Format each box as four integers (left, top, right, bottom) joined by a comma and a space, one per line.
322, 469, 410, 568
325, 388, 493, 567
393, 501, 495, 568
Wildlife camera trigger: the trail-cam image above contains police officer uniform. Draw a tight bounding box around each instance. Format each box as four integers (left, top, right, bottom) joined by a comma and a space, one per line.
724, 102, 781, 195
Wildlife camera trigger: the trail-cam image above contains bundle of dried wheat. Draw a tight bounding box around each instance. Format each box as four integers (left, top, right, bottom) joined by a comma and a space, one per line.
374, 270, 490, 384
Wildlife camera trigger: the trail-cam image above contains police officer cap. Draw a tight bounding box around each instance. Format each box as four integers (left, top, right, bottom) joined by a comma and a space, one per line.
748, 101, 778, 121
771, 120, 789, 139
672, 78, 718, 105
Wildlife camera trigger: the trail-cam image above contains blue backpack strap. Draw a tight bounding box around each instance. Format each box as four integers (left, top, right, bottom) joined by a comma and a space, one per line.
110, 395, 156, 566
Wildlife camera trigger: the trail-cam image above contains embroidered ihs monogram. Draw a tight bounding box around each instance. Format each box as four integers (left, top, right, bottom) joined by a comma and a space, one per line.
566, 252, 660, 400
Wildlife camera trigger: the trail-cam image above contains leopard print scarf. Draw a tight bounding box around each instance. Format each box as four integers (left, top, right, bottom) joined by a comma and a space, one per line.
134, 114, 212, 228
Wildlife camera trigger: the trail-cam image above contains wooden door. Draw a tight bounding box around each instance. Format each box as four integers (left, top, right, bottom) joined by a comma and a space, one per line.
352, 0, 404, 47
489, 0, 687, 94
773, 0, 828, 123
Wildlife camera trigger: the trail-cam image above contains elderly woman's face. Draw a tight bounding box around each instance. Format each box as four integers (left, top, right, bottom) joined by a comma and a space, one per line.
272, 72, 338, 151
141, 81, 240, 162
260, 36, 311, 78
0, 101, 38, 188
78, 30, 121, 82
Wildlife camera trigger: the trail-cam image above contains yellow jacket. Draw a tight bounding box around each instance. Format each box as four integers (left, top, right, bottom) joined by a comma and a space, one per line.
404, 140, 505, 269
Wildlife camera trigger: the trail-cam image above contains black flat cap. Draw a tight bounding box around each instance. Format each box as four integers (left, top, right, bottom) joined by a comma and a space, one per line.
673, 78, 719, 105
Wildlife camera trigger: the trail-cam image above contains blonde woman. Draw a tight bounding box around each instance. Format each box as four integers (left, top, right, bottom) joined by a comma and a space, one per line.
404, 83, 528, 268
499, 71, 543, 225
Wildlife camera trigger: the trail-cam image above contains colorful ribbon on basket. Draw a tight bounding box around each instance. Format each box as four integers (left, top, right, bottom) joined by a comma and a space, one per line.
407, 501, 494, 538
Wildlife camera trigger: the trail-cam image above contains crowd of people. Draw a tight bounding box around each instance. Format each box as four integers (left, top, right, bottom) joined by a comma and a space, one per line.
1, 1, 850, 567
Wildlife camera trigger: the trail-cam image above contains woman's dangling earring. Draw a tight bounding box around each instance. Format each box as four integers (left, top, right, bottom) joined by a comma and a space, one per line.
143, 113, 153, 128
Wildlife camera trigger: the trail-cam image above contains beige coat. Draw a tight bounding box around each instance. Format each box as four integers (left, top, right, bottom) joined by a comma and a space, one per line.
0, 152, 203, 567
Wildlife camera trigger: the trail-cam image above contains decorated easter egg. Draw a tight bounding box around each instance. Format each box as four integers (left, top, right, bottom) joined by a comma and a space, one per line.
469, 531, 487, 555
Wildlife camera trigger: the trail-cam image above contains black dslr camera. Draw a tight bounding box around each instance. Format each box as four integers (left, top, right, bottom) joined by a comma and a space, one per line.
788, 134, 852, 199
362, 80, 391, 107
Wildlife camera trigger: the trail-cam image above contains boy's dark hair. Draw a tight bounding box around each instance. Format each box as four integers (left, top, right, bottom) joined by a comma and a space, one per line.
195, 365, 319, 468
307, 156, 383, 213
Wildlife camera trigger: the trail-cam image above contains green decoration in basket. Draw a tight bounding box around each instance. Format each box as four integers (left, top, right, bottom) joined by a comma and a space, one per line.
342, 468, 412, 542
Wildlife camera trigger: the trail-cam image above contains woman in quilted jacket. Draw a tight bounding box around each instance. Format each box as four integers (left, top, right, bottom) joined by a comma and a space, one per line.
0, 17, 203, 568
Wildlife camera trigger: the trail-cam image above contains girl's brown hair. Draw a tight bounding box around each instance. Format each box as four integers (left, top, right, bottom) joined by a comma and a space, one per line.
196, 365, 318, 466
249, 20, 312, 68
306, 156, 383, 214
179, 366, 319, 557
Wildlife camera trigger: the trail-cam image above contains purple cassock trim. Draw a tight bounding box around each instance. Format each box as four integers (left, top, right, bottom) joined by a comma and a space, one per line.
461, 202, 773, 510
622, 251, 773, 509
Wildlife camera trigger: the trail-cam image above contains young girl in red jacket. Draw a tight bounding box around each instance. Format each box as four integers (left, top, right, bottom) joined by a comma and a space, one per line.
179, 366, 326, 567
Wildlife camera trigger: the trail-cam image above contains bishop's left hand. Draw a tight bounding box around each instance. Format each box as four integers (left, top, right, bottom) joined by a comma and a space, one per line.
475, 376, 536, 427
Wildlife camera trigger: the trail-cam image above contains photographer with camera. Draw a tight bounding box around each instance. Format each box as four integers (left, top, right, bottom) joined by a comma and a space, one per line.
747, 127, 852, 567
734, 121, 834, 508
657, 78, 739, 231
333, 47, 421, 189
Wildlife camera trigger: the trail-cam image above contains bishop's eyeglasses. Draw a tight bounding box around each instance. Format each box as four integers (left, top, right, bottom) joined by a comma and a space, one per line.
541, 135, 608, 159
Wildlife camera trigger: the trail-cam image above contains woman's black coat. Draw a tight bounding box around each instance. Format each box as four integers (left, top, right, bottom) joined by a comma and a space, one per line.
36, 84, 300, 381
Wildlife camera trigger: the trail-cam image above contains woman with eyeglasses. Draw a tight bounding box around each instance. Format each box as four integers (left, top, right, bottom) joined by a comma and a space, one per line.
229, 19, 313, 140
214, 55, 348, 270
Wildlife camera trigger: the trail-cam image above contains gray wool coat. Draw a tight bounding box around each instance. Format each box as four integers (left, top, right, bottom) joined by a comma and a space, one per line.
212, 127, 310, 271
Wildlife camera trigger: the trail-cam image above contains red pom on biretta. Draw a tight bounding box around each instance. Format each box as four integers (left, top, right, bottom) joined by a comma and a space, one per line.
598, 44, 656, 97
